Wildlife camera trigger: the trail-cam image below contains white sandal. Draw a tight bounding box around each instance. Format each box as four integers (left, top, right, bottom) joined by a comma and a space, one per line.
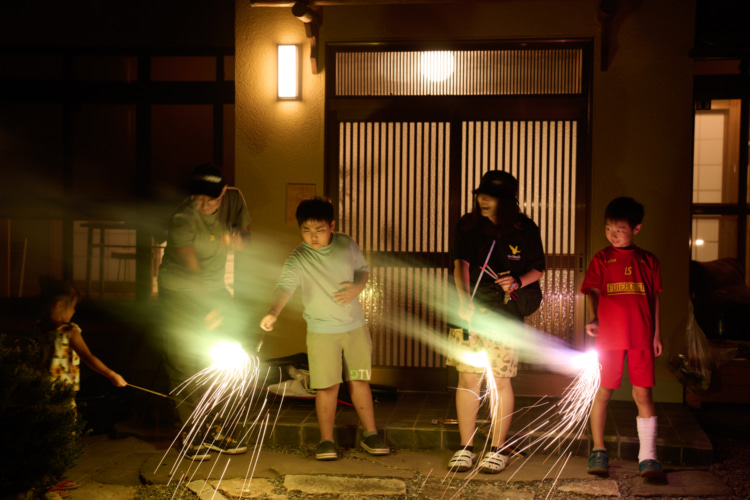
478, 451, 509, 474
448, 449, 477, 472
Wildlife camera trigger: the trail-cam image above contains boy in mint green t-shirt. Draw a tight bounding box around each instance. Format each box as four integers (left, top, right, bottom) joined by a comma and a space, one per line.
260, 197, 390, 461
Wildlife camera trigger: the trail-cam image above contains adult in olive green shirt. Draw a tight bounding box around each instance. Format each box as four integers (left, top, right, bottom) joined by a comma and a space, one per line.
158, 164, 250, 459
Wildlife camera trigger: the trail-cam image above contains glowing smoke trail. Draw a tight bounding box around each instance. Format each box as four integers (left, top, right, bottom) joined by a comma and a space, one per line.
372, 300, 601, 499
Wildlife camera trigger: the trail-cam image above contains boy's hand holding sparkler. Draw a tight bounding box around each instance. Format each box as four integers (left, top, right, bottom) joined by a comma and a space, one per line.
260, 314, 277, 332
586, 318, 599, 337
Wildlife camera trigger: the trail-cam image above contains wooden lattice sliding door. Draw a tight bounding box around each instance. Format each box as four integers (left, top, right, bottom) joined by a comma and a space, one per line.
328, 42, 590, 376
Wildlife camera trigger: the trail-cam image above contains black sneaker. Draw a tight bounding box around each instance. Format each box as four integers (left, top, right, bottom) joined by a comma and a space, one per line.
181, 430, 211, 461
203, 424, 248, 455
360, 433, 390, 456
315, 440, 338, 461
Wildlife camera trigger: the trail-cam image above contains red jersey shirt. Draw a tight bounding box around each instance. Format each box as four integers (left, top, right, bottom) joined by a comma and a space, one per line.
581, 246, 662, 350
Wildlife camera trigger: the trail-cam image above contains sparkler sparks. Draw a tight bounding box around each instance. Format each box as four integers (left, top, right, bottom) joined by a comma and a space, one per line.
443, 346, 601, 500
158, 341, 284, 497
501, 348, 600, 499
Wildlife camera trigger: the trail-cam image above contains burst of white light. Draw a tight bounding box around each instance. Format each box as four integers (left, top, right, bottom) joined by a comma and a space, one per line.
209, 340, 248, 370
444, 346, 601, 500
461, 349, 489, 368
420, 51, 454, 82
158, 341, 284, 496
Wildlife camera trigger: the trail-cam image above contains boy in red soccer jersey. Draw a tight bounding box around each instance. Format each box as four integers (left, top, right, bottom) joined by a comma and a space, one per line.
581, 197, 663, 478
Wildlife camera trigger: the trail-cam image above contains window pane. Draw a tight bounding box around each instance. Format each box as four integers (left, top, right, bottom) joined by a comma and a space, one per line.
2, 219, 63, 298
73, 104, 137, 200
151, 57, 216, 81
0, 103, 65, 200
151, 105, 214, 199
224, 56, 235, 81
693, 100, 741, 204
691, 215, 737, 262
0, 54, 64, 79
72, 56, 138, 82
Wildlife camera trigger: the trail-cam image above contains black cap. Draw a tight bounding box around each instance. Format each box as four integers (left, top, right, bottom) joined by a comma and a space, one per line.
189, 164, 226, 198
473, 170, 518, 200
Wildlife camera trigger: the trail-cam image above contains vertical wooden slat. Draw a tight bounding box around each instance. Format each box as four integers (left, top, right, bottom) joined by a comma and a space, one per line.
336, 48, 583, 96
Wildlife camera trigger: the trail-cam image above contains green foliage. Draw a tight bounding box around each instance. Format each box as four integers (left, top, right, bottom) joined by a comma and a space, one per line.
0, 334, 87, 497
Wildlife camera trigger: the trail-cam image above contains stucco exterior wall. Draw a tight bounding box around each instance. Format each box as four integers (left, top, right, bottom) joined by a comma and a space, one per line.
236, 1, 695, 365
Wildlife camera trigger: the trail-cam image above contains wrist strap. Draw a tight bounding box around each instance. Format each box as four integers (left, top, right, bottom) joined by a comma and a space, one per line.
510, 275, 521, 291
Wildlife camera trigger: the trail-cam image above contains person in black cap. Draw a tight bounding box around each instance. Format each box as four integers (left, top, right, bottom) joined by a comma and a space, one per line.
158, 163, 251, 460
446, 170, 546, 474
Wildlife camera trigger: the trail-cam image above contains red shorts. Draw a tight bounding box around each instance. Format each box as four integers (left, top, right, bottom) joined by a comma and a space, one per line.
598, 349, 655, 389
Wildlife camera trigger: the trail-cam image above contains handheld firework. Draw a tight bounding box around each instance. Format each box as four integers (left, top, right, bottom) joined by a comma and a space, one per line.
466, 239, 496, 340
127, 384, 168, 398
256, 331, 266, 352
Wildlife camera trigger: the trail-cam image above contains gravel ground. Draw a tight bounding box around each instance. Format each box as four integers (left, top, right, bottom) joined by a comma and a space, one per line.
128, 403, 750, 500
128, 441, 750, 499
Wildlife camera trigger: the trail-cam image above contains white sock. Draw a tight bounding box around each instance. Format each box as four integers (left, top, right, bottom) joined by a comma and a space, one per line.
637, 416, 658, 462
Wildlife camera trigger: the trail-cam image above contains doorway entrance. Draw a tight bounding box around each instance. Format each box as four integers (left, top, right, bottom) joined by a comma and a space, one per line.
326, 41, 592, 390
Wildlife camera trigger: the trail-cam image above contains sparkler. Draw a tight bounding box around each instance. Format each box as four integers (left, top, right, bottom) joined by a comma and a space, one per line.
443, 348, 601, 500
470, 240, 495, 301
158, 340, 285, 497
256, 332, 266, 352
127, 383, 168, 398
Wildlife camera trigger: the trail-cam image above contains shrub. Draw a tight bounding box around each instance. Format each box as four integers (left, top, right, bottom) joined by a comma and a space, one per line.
0, 334, 86, 497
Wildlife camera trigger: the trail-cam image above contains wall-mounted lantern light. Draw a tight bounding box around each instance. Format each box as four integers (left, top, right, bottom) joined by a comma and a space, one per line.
278, 44, 300, 100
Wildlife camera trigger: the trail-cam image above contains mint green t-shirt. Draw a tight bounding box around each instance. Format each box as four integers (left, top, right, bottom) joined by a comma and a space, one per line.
158, 187, 250, 292
276, 233, 369, 333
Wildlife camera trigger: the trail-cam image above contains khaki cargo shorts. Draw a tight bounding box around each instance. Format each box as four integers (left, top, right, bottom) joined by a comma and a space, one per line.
445, 327, 518, 378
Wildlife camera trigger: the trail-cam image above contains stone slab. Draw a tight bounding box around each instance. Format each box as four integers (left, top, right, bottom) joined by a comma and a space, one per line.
143, 448, 415, 484
627, 470, 732, 497
210, 478, 277, 499
284, 475, 406, 496
558, 479, 621, 496
359, 450, 593, 483
474, 485, 535, 500
187, 479, 230, 500
414, 480, 463, 500
67, 435, 158, 486
55, 482, 137, 500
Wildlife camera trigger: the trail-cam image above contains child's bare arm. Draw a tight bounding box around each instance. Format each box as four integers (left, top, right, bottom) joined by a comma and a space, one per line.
653, 293, 663, 356
586, 289, 601, 337
260, 289, 293, 331
69, 329, 127, 387
333, 271, 369, 305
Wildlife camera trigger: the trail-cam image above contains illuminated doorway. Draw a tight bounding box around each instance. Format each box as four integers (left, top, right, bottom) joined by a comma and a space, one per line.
326, 42, 591, 388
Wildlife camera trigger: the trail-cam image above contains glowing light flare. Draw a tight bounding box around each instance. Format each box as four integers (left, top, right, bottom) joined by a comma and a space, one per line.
571, 349, 599, 372
159, 341, 285, 495
461, 349, 488, 368
420, 50, 454, 82
209, 340, 249, 371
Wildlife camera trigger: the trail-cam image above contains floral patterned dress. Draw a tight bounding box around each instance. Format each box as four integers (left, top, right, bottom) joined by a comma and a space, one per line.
48, 323, 81, 391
